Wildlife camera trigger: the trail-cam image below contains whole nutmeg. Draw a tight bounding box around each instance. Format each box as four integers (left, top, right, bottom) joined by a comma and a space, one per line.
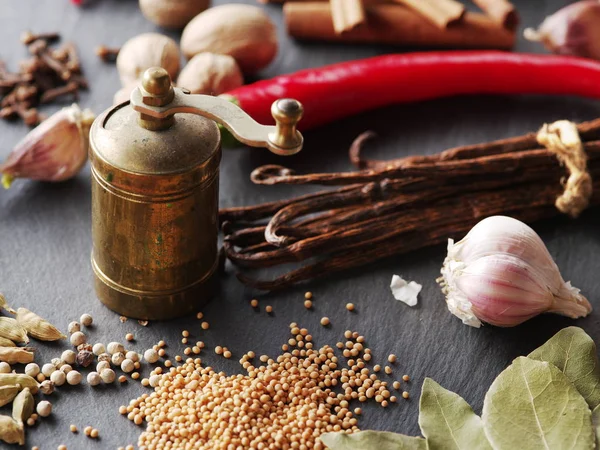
177, 53, 243, 95
116, 33, 181, 87
140, 0, 210, 29
180, 4, 277, 74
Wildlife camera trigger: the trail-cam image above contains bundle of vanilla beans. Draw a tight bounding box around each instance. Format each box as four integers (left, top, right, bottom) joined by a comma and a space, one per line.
219, 119, 600, 291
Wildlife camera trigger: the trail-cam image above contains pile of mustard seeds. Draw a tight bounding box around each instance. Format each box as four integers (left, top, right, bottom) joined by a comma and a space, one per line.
123, 324, 408, 449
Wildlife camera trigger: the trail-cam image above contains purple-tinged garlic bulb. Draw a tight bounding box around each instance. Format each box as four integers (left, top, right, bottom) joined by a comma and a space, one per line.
524, 1, 600, 60
0, 104, 95, 188
439, 215, 591, 328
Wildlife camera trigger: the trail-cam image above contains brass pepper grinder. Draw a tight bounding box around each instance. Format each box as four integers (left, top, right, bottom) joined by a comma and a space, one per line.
89, 67, 303, 320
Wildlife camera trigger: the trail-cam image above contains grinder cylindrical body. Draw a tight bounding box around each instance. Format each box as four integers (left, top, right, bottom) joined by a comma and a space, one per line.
89, 102, 221, 320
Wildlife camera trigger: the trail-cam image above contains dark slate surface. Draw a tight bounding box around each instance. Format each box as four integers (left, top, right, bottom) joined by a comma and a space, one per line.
1, 0, 600, 448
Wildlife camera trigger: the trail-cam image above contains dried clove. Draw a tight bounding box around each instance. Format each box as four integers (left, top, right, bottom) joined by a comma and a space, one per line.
20, 31, 60, 45
95, 45, 120, 62
40, 81, 79, 104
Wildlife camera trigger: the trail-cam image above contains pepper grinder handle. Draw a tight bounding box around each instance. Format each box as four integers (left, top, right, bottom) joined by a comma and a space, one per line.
130, 67, 304, 156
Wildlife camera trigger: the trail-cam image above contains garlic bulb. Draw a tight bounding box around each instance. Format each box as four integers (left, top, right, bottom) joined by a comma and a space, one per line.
524, 1, 600, 60
0, 104, 95, 188
439, 216, 591, 328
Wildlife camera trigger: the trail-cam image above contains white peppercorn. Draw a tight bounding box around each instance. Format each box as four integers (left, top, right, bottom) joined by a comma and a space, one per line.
148, 374, 161, 387
50, 370, 66, 387
36, 400, 52, 417
41, 363, 56, 377
100, 368, 116, 384
67, 321, 80, 334
92, 343, 106, 356
0, 362, 11, 374
107, 342, 125, 355
97, 353, 111, 363
80, 314, 93, 327
51, 358, 64, 369
25, 363, 40, 377
144, 348, 159, 363
60, 364, 72, 374
70, 331, 86, 347
87, 371, 101, 386
40, 380, 55, 395
96, 361, 111, 373
111, 352, 125, 366
125, 351, 139, 362
61, 350, 77, 365
121, 359, 134, 373
66, 370, 82, 386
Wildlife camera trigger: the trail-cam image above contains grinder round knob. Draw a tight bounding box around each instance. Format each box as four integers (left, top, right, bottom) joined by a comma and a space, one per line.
268, 98, 304, 156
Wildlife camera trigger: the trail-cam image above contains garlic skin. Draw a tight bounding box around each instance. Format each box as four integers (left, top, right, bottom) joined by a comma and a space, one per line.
524, 1, 600, 60
0, 104, 95, 189
439, 216, 591, 328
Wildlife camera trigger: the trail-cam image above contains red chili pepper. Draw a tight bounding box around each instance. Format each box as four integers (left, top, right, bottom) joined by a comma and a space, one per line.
225, 51, 600, 130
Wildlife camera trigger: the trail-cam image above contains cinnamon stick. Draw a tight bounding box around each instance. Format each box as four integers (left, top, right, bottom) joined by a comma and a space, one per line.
284, 3, 515, 49
330, 0, 366, 34
393, 0, 465, 29
472, 0, 519, 30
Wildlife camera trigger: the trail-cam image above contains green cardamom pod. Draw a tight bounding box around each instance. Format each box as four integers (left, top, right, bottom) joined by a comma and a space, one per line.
16, 308, 65, 341
0, 374, 39, 394
0, 347, 34, 365
0, 337, 16, 348
0, 318, 28, 344
0, 294, 16, 315
0, 386, 20, 408
12, 388, 34, 425
0, 415, 24, 445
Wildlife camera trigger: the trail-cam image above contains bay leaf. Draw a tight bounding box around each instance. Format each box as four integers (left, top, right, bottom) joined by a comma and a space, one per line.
419, 378, 492, 450
320, 430, 427, 450
482, 356, 594, 450
528, 326, 600, 409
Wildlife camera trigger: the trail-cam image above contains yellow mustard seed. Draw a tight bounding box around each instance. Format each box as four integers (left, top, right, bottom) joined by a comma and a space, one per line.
215, 346, 223, 355
201, 322, 209, 330
320, 317, 330, 326
223, 351, 232, 359
157, 349, 166, 357
119, 375, 127, 383
304, 300, 312, 309
196, 312, 203, 319
304, 292, 313, 299
346, 303, 355, 311
388, 354, 397, 363
250, 299, 258, 308
90, 428, 99, 438
70, 424, 77, 433
125, 333, 134, 341
58, 445, 67, 450
402, 391, 410, 399
385, 366, 392, 375
84, 426, 92, 436
157, 340, 166, 348
141, 378, 149, 387
181, 338, 188, 344
119, 406, 127, 415
374, 365, 381, 372
265, 305, 273, 313
403, 375, 410, 382
393, 381, 401, 390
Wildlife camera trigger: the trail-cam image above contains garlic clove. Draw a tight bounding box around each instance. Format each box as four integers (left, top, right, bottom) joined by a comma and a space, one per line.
524, 1, 600, 60
440, 215, 592, 328
0, 104, 95, 188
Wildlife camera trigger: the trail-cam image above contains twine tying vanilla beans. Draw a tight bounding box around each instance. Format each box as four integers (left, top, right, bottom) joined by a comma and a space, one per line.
537, 120, 592, 218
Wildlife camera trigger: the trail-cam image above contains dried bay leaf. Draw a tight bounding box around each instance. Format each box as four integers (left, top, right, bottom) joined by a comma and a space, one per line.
16, 307, 65, 341
482, 356, 593, 450
528, 326, 600, 409
320, 431, 427, 450
419, 378, 492, 450
0, 415, 24, 445
0, 318, 28, 344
